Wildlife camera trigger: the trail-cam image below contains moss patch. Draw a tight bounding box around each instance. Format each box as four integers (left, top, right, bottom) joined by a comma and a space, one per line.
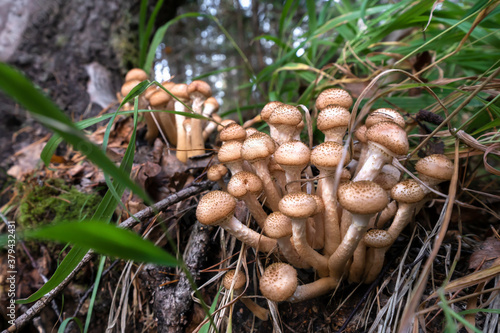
18, 179, 101, 228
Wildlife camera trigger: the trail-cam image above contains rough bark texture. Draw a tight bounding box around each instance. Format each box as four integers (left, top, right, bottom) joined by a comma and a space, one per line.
142, 222, 212, 333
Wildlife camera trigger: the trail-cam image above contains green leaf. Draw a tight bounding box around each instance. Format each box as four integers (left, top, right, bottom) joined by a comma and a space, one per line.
14, 221, 178, 266
0, 62, 149, 203
58, 317, 83, 333
199, 286, 222, 333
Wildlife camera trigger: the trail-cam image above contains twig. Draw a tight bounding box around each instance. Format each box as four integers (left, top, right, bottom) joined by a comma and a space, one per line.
4, 181, 213, 333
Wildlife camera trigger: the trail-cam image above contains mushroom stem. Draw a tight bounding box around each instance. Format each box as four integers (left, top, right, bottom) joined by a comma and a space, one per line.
286, 277, 338, 303
222, 217, 277, 253
291, 217, 329, 276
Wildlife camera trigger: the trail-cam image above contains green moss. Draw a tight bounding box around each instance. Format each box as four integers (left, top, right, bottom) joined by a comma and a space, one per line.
18, 179, 101, 228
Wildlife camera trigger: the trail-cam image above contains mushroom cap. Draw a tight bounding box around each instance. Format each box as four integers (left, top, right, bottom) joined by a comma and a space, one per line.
267, 104, 303, 127
218, 140, 243, 164
121, 80, 141, 97
415, 154, 454, 181
245, 127, 259, 137
187, 80, 212, 98
204, 97, 219, 112
279, 193, 317, 219
241, 133, 276, 162
354, 125, 368, 144
316, 105, 351, 132
264, 212, 293, 239
170, 83, 190, 101
144, 85, 158, 100
390, 179, 426, 204
125, 68, 148, 82
315, 88, 353, 110
338, 181, 389, 215
366, 121, 409, 156
223, 269, 246, 290
149, 90, 171, 107
274, 140, 310, 169
217, 119, 237, 132
259, 263, 297, 302
373, 164, 401, 191
310, 141, 350, 171
207, 164, 228, 182
227, 171, 263, 198
364, 229, 393, 248
261, 101, 284, 122
196, 190, 236, 226
162, 81, 176, 90
219, 123, 247, 143
365, 108, 405, 128
310, 194, 325, 215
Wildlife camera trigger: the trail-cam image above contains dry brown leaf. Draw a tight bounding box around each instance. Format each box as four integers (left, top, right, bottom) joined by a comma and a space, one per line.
469, 236, 500, 270
7, 140, 46, 180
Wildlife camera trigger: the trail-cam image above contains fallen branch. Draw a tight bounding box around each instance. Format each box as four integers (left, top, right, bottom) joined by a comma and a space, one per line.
5, 181, 213, 333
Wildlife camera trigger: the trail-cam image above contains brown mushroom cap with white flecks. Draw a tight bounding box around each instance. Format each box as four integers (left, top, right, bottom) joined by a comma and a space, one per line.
267, 104, 303, 127
259, 263, 298, 302
125, 68, 148, 82
203, 97, 219, 114
218, 140, 243, 168
196, 190, 236, 226
316, 105, 350, 133
241, 132, 276, 162
227, 171, 263, 198
363, 229, 393, 248
187, 80, 212, 99
245, 127, 259, 137
365, 108, 405, 129
310, 194, 325, 215
261, 101, 284, 122
390, 179, 427, 204
366, 121, 409, 156
263, 212, 293, 239
219, 123, 247, 143
223, 269, 246, 290
415, 154, 454, 181
207, 164, 228, 182
279, 193, 317, 219
217, 119, 237, 132
354, 125, 368, 144
338, 181, 388, 215
274, 140, 310, 170
315, 88, 353, 110
310, 141, 350, 172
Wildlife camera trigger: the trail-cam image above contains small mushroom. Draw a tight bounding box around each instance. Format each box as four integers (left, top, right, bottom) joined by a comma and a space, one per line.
196, 191, 277, 252
223, 269, 269, 321
274, 140, 311, 193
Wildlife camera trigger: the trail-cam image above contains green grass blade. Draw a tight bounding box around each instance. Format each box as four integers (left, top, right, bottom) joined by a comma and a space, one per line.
58, 317, 83, 333
5, 221, 178, 266
0, 62, 149, 202
84, 255, 106, 333
140, 0, 165, 70
199, 286, 222, 333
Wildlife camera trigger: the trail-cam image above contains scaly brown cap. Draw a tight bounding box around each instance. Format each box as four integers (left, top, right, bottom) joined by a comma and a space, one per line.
390, 179, 426, 204
264, 212, 293, 239
187, 80, 212, 98
364, 229, 393, 248
241, 133, 276, 162
170, 83, 190, 101
196, 190, 236, 226
261, 101, 284, 122
310, 141, 349, 171
219, 123, 247, 143
274, 140, 310, 170
223, 269, 246, 290
207, 164, 228, 182
366, 121, 409, 156
365, 108, 405, 128
227, 171, 263, 198
415, 154, 454, 181
316, 105, 350, 132
279, 193, 317, 219
259, 263, 297, 302
338, 181, 388, 215
315, 88, 353, 110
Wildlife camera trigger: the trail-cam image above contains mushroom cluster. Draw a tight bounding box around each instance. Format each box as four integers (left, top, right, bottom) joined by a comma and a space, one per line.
195, 88, 454, 306
119, 68, 221, 163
